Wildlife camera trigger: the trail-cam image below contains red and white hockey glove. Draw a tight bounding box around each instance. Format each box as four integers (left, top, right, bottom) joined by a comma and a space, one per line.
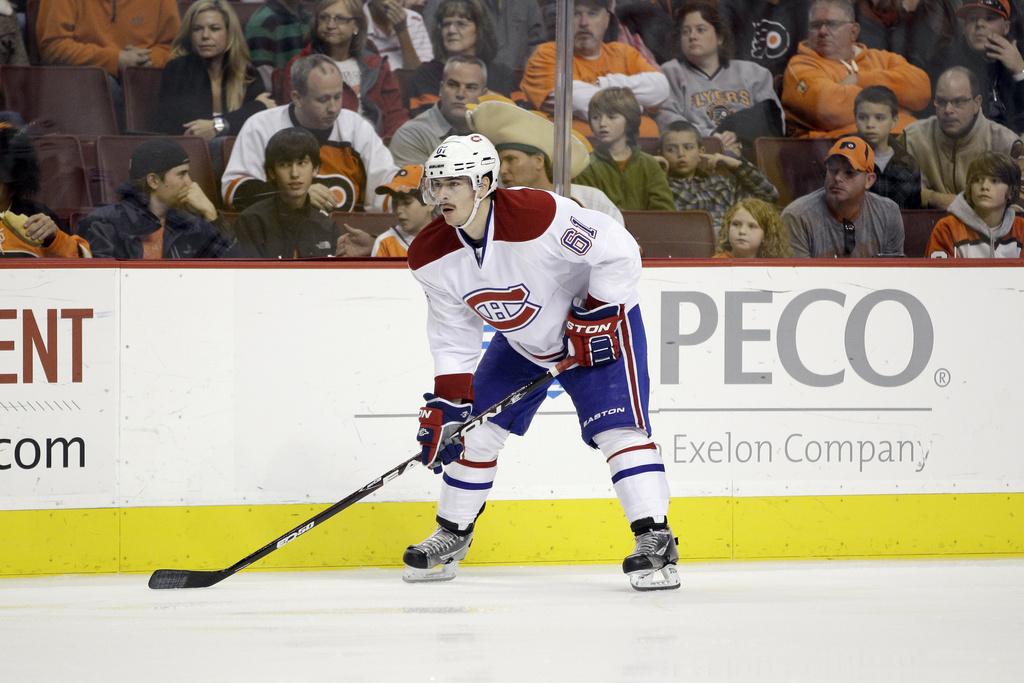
417, 394, 472, 473
564, 301, 625, 367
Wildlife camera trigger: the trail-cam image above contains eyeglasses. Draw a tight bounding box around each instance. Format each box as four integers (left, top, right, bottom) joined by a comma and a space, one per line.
318, 13, 358, 26
842, 219, 856, 256
933, 96, 975, 109
441, 19, 474, 31
809, 19, 853, 33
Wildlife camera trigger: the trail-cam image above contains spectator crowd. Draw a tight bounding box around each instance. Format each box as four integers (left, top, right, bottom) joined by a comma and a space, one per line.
2, 0, 1024, 260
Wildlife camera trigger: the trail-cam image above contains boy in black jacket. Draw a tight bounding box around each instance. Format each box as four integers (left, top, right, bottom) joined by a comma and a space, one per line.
854, 85, 923, 209
80, 138, 236, 259
232, 127, 340, 258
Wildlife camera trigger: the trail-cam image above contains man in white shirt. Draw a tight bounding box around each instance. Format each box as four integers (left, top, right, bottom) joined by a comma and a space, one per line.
222, 54, 397, 211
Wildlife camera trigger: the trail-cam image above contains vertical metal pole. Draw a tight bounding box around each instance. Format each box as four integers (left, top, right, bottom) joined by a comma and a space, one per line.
552, 0, 574, 197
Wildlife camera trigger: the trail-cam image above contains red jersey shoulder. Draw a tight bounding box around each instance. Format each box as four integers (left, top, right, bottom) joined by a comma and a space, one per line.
408, 215, 461, 270
492, 188, 557, 243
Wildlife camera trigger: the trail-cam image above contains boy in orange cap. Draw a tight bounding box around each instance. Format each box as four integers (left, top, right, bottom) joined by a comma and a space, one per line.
371, 165, 433, 257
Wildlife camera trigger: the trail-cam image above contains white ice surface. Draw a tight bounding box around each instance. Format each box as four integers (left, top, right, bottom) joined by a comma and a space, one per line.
1, 559, 1022, 683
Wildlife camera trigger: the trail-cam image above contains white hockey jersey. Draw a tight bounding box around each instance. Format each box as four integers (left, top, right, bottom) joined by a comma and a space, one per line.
221, 104, 397, 211
408, 188, 641, 398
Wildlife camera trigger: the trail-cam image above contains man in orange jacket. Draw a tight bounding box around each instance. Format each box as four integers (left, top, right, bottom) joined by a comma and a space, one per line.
36, 0, 180, 77
781, 0, 931, 138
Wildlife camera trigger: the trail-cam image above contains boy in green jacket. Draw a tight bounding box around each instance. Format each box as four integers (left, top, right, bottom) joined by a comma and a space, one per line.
574, 87, 675, 211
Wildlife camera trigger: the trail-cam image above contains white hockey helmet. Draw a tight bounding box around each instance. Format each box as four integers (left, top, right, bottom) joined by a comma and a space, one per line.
421, 133, 499, 205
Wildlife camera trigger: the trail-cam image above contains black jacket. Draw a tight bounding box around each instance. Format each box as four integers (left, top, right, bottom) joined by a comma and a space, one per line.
232, 195, 339, 258
79, 185, 238, 258
155, 53, 268, 136
856, 0, 958, 78
870, 139, 923, 210
719, 0, 811, 79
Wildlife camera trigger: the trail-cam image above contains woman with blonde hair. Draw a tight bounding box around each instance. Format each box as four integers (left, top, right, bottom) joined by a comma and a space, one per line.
715, 198, 791, 258
278, 0, 408, 143
156, 0, 274, 140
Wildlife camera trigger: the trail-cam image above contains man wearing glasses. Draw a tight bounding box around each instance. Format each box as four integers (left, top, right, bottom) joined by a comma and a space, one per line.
905, 66, 1020, 209
781, 136, 905, 257
781, 0, 930, 138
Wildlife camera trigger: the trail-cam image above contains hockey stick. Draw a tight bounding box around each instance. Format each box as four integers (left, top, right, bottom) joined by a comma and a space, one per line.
148, 356, 578, 589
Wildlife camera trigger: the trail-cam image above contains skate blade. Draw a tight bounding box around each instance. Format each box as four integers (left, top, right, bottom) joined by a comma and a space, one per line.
402, 561, 460, 583
629, 564, 680, 591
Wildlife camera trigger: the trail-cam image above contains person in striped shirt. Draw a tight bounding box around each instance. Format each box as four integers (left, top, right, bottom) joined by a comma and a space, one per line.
245, 0, 311, 89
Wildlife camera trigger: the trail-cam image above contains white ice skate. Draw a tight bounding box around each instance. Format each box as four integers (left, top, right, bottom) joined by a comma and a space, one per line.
402, 526, 474, 583
622, 528, 681, 591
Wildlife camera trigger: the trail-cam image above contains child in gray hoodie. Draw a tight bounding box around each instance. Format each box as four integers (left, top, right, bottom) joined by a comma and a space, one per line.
927, 151, 1024, 258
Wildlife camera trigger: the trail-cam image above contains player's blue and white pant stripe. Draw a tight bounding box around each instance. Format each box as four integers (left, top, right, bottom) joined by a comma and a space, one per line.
610, 463, 666, 484
441, 459, 497, 491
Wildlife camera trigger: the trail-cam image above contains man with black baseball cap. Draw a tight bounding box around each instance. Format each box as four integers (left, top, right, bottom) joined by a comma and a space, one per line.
80, 139, 237, 259
781, 135, 905, 257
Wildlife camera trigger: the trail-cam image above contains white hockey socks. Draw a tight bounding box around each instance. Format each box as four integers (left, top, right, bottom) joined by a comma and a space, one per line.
595, 428, 670, 524
437, 421, 509, 530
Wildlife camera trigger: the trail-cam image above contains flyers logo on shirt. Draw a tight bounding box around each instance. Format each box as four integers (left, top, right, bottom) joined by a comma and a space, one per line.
318, 144, 367, 211
464, 285, 541, 332
317, 174, 356, 212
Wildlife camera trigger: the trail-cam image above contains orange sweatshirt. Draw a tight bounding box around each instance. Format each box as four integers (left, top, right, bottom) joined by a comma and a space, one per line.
0, 225, 91, 258
37, 0, 180, 77
782, 41, 931, 138
521, 41, 667, 138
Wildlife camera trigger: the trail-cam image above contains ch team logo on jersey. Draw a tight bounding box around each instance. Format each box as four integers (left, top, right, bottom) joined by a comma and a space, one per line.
464, 285, 541, 332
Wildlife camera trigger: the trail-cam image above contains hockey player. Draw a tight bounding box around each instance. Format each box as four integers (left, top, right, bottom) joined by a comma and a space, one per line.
403, 133, 679, 591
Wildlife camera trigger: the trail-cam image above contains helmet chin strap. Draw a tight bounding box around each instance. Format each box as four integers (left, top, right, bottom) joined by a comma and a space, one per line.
450, 182, 491, 230
452, 193, 485, 230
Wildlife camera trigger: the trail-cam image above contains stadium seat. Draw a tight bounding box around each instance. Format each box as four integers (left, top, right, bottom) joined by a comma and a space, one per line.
0, 65, 119, 136
901, 209, 946, 258
272, 65, 297, 103
123, 67, 165, 134
95, 135, 220, 207
32, 136, 91, 221
754, 137, 834, 207
621, 210, 716, 257
330, 212, 398, 238
219, 135, 237, 174
392, 68, 415, 108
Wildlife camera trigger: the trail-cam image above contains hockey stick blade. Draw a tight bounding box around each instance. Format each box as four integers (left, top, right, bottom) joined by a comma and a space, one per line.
147, 356, 577, 589
148, 569, 229, 589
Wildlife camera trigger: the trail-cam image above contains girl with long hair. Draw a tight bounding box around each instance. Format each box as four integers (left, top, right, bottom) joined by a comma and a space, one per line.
156, 0, 274, 140
715, 198, 791, 258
